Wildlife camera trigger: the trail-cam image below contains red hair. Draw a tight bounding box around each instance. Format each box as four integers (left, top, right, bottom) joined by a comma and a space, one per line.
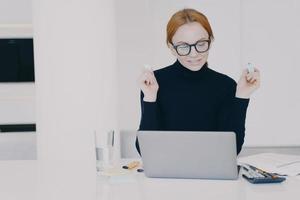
166, 8, 214, 45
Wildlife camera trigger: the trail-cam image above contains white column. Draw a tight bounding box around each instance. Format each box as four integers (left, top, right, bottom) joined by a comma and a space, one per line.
33, 0, 117, 199
33, 0, 117, 162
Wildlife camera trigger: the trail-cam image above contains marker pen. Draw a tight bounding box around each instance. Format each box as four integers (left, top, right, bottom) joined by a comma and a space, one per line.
247, 62, 255, 73
144, 64, 152, 71
122, 161, 140, 169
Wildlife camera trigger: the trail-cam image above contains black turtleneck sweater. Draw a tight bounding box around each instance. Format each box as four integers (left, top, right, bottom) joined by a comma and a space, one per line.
136, 60, 249, 155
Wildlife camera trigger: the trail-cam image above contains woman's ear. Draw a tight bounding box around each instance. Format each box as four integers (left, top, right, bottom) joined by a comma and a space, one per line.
168, 42, 177, 57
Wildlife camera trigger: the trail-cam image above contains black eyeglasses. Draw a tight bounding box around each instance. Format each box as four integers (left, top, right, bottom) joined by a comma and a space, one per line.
172, 40, 211, 56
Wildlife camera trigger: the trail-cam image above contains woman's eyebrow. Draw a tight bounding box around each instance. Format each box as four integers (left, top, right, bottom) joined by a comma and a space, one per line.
175, 38, 209, 45
174, 41, 187, 45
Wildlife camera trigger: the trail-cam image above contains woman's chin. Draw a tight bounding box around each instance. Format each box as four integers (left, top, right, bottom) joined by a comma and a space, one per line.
185, 62, 204, 71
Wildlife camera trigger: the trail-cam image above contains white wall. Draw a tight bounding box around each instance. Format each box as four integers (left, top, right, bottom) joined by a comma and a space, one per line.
117, 0, 300, 146
116, 0, 241, 131
241, 0, 300, 146
0, 0, 32, 24
1, 0, 299, 150
33, 0, 116, 164
0, 0, 34, 124
0, 84, 35, 124
0, 132, 36, 159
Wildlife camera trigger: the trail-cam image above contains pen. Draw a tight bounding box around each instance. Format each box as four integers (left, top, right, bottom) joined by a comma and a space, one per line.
257, 168, 278, 179
137, 168, 144, 173
122, 161, 140, 170
247, 62, 255, 73
144, 64, 152, 71
248, 165, 278, 179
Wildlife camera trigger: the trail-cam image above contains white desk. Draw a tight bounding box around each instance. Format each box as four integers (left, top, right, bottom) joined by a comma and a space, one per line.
0, 160, 299, 200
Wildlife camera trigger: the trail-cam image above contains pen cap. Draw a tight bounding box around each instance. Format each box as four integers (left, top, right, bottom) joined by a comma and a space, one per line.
247, 62, 255, 73
144, 64, 153, 71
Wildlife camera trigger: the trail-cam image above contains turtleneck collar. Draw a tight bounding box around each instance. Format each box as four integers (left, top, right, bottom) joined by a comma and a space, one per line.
173, 60, 209, 79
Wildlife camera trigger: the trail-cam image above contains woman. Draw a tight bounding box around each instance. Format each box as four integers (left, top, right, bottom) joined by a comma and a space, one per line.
136, 8, 260, 155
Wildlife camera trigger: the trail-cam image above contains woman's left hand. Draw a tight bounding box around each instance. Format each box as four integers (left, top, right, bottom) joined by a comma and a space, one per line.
236, 68, 261, 99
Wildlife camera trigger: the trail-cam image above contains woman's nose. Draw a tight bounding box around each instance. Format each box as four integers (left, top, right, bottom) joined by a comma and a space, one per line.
189, 46, 198, 57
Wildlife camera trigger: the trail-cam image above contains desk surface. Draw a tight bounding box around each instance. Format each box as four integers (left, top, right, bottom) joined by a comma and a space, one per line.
0, 160, 299, 200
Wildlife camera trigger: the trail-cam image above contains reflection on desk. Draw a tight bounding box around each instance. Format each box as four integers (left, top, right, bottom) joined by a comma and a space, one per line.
0, 159, 299, 200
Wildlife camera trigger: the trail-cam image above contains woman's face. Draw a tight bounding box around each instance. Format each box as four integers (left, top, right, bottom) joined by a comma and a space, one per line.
170, 22, 210, 71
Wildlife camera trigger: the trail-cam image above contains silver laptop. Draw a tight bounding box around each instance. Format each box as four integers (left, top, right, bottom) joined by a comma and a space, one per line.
137, 131, 238, 180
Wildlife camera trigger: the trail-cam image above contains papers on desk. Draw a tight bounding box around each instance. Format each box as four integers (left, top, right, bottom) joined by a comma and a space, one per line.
98, 167, 130, 176
97, 167, 139, 183
238, 153, 300, 176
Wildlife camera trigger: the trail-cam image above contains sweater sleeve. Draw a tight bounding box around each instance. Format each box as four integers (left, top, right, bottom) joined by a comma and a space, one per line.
138, 92, 161, 130
217, 81, 249, 155
135, 91, 162, 154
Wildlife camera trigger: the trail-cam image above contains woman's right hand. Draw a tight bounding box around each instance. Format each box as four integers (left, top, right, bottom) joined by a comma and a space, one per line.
139, 68, 159, 102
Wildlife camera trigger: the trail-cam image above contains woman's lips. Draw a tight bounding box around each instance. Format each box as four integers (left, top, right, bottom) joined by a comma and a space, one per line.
188, 59, 202, 64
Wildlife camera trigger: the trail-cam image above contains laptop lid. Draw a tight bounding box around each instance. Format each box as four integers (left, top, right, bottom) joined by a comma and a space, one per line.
137, 131, 238, 180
